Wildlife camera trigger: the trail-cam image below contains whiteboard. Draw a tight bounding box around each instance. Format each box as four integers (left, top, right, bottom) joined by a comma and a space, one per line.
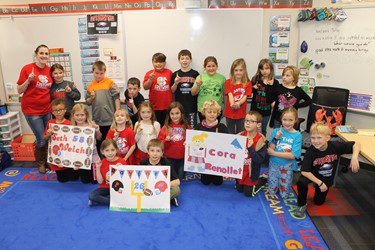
298, 8, 375, 114
123, 9, 263, 98
0, 14, 125, 101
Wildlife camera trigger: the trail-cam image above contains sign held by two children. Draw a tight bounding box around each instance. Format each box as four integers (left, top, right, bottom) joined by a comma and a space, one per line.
184, 130, 247, 179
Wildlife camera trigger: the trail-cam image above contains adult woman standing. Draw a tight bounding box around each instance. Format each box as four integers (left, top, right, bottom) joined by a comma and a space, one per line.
17, 45, 53, 174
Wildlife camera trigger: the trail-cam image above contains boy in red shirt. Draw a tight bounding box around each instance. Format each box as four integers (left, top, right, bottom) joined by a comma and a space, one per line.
143, 53, 173, 125
89, 139, 127, 206
44, 99, 73, 182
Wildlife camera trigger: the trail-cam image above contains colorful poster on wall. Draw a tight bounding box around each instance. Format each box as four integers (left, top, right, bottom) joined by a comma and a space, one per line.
184, 130, 246, 179
87, 14, 118, 35
269, 31, 290, 47
349, 93, 373, 111
269, 47, 289, 63
47, 124, 95, 170
110, 165, 170, 213
270, 15, 291, 31
298, 77, 316, 94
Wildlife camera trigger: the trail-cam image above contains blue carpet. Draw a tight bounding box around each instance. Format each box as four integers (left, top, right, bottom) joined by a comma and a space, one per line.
0, 168, 328, 249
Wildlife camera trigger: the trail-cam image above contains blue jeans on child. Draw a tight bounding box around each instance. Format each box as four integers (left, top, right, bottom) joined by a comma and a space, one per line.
24, 113, 51, 148
89, 188, 110, 205
268, 161, 293, 199
168, 158, 185, 180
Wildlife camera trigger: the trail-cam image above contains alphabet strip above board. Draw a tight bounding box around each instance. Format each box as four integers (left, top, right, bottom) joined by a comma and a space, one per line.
0, 0, 312, 16
0, 0, 176, 16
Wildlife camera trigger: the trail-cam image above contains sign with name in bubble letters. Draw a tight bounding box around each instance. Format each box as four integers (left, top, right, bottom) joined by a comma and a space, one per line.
184, 130, 246, 179
110, 165, 170, 213
47, 124, 95, 170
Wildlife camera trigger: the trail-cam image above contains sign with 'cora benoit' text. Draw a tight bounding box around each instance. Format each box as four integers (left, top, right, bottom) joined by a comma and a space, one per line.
110, 165, 170, 213
47, 124, 95, 170
184, 130, 246, 179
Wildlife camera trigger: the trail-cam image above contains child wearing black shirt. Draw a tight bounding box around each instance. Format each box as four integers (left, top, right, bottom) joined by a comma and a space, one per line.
193, 100, 229, 186
124, 77, 145, 126
269, 66, 311, 128
140, 139, 181, 206
171, 50, 200, 127
294, 122, 360, 218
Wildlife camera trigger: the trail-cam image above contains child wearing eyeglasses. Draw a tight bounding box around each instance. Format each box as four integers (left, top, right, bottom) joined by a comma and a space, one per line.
235, 111, 267, 197
43, 98, 74, 181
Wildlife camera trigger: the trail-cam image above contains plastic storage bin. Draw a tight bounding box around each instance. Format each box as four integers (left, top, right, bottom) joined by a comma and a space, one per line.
11, 134, 36, 161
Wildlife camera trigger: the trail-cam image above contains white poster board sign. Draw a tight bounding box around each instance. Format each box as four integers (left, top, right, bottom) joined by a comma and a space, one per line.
110, 165, 170, 213
184, 130, 246, 179
47, 124, 95, 170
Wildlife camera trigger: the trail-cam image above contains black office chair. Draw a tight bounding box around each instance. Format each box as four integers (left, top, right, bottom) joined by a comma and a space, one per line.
298, 87, 350, 171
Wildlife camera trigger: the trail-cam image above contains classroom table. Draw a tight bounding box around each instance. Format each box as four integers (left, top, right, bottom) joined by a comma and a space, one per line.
335, 129, 375, 165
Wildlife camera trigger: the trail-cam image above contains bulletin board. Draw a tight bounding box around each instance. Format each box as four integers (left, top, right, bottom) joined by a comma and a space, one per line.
298, 7, 375, 114
0, 14, 126, 101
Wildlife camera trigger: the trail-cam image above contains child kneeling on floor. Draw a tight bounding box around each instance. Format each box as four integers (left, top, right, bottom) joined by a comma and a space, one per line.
235, 111, 267, 197
140, 139, 181, 206
294, 122, 360, 218
88, 139, 127, 206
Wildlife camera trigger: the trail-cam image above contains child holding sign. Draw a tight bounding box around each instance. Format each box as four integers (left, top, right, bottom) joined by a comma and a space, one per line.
267, 107, 302, 199
89, 139, 127, 206
158, 102, 191, 180
71, 104, 102, 184
44, 99, 74, 181
236, 111, 267, 197
106, 109, 136, 164
194, 100, 228, 186
140, 139, 181, 207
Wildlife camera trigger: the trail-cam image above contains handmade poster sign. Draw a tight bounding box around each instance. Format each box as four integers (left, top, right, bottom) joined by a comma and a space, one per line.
184, 130, 247, 179
47, 124, 95, 170
110, 165, 170, 213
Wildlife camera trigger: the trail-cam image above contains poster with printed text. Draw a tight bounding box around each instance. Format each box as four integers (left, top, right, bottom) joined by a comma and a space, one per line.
47, 124, 95, 170
110, 165, 170, 213
184, 130, 246, 179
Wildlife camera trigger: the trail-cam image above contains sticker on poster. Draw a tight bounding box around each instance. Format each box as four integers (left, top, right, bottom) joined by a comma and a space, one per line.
269, 31, 290, 47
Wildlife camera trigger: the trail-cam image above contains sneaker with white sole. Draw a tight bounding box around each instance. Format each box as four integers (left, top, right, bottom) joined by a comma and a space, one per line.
170, 198, 179, 207
294, 205, 307, 218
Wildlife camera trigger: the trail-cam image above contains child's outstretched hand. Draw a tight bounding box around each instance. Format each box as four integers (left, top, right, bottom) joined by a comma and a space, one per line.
65, 85, 72, 93
91, 123, 100, 133
253, 83, 259, 90
275, 126, 283, 139
175, 73, 181, 84
149, 71, 155, 81
28, 68, 35, 82
196, 75, 203, 87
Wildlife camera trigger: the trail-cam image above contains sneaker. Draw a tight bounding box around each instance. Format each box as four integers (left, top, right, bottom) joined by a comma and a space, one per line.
170, 198, 179, 207
252, 179, 267, 196
294, 205, 307, 218
88, 200, 99, 206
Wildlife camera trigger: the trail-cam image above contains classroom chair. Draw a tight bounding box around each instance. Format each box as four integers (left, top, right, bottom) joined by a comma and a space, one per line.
297, 87, 350, 173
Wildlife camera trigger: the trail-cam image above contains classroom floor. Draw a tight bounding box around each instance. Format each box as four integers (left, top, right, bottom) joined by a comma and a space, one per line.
1, 161, 374, 250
